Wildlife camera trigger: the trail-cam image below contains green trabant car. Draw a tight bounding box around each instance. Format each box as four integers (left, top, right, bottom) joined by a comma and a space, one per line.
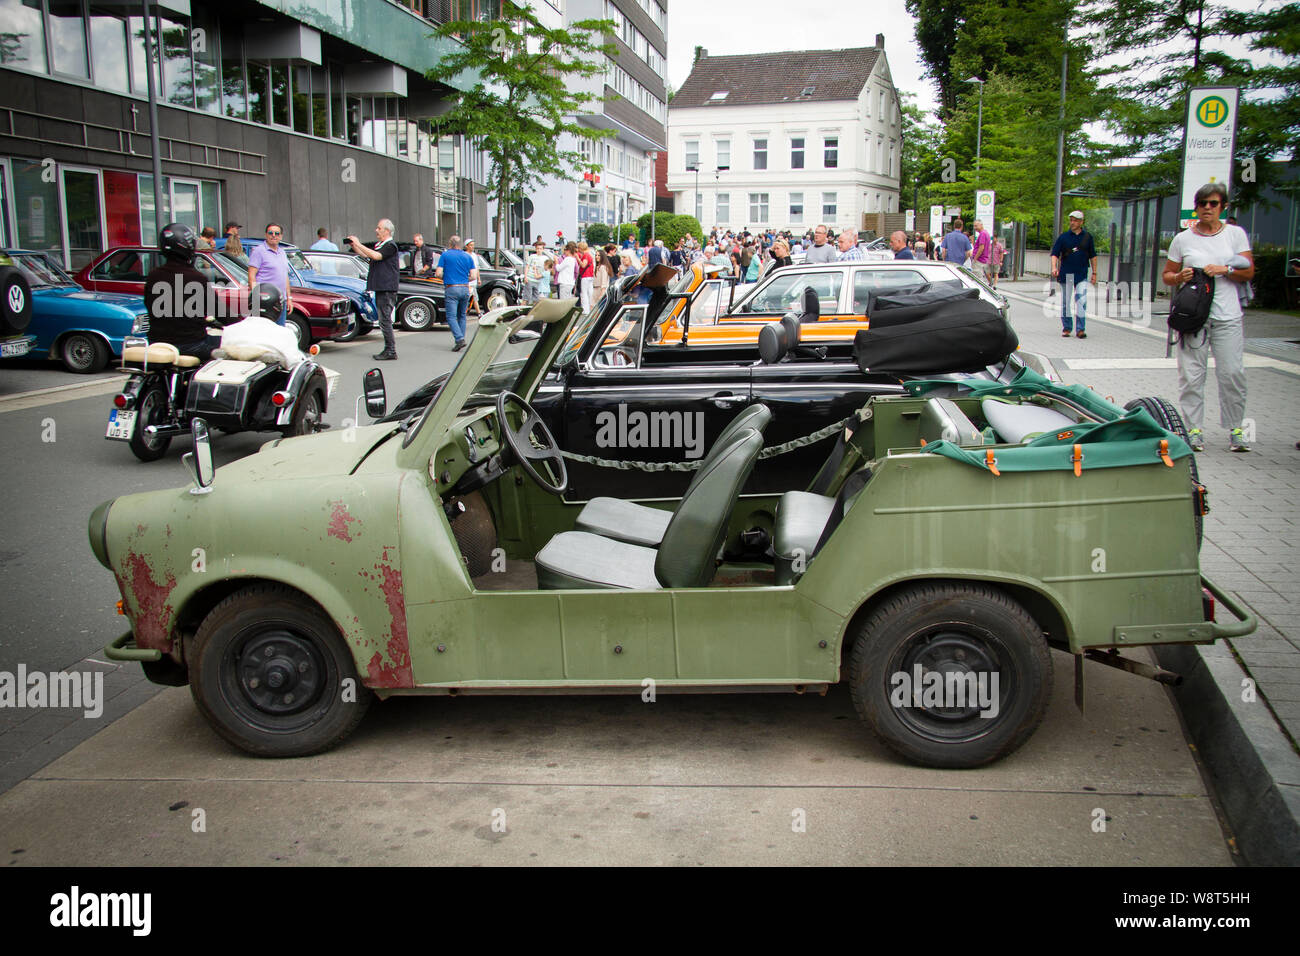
90, 298, 1255, 768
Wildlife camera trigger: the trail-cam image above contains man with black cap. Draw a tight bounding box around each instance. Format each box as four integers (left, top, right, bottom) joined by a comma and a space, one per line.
1050, 210, 1098, 338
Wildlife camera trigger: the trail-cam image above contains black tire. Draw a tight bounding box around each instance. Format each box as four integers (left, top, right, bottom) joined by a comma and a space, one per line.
848, 582, 1052, 769
282, 384, 326, 438
59, 332, 109, 373
190, 584, 372, 757
0, 266, 33, 336
398, 297, 437, 331
1124, 396, 1202, 550
482, 286, 513, 313
128, 383, 172, 462
288, 313, 312, 351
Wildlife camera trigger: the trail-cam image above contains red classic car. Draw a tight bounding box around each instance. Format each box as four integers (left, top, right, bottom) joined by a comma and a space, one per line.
75, 248, 350, 349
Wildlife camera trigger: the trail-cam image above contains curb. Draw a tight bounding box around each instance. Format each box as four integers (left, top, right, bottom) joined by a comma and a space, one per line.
1154, 639, 1300, 865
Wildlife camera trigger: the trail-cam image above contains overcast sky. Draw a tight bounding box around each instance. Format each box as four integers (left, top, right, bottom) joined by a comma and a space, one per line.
667, 1, 938, 112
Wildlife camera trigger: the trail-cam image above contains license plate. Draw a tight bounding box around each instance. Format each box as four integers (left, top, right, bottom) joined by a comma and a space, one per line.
1, 339, 32, 358
106, 409, 136, 440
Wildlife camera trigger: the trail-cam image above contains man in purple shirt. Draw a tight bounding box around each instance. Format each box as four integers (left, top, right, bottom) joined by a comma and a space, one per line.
970, 220, 992, 278
247, 222, 291, 325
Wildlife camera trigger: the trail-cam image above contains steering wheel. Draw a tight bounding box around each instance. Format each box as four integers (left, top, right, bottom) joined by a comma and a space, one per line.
496, 391, 568, 495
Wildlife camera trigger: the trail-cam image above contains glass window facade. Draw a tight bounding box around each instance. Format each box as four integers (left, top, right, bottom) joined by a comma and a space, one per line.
89, 7, 129, 92
0, 0, 48, 73
48, 0, 89, 78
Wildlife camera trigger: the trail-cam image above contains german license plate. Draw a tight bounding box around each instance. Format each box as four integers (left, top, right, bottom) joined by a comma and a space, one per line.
1, 339, 32, 358
106, 409, 136, 440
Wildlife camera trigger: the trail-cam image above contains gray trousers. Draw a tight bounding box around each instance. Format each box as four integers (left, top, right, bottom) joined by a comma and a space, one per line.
1177, 315, 1247, 430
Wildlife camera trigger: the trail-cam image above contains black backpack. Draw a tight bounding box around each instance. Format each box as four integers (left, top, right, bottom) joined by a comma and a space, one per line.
1168, 268, 1213, 334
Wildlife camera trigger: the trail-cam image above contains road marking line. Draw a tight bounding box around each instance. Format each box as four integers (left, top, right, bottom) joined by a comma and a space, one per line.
0, 376, 127, 413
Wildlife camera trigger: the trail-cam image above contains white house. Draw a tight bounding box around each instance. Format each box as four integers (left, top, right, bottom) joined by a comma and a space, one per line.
667, 39, 901, 234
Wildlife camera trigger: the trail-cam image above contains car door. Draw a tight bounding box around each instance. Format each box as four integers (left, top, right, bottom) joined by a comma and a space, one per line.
556, 303, 753, 501
193, 252, 247, 319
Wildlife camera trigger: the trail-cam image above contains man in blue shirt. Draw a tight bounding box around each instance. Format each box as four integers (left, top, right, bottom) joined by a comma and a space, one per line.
890, 231, 915, 260
435, 235, 479, 352
939, 219, 971, 267
1050, 210, 1098, 338
310, 228, 338, 251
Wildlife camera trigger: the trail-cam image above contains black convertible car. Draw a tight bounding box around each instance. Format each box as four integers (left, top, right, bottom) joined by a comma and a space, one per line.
384, 263, 1052, 501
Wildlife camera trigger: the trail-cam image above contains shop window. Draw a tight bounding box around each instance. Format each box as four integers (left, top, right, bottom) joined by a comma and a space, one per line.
200, 182, 221, 239
48, 0, 89, 78
0, 0, 47, 73
102, 170, 142, 247
89, 8, 130, 92
12, 159, 63, 258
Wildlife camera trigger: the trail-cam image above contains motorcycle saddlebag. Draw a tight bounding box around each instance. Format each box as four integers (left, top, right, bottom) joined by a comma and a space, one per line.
184, 359, 282, 428
855, 299, 1019, 375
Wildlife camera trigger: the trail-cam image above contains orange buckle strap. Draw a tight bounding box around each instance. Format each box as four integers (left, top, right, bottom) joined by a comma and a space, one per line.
985, 449, 1000, 476
1158, 439, 1173, 467
1072, 444, 1083, 477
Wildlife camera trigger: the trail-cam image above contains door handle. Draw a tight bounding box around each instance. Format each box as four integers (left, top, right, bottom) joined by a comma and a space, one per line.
710, 393, 744, 409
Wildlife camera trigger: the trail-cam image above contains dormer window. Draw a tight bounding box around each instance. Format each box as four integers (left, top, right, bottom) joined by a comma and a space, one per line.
709, 91, 729, 102
800, 86, 816, 97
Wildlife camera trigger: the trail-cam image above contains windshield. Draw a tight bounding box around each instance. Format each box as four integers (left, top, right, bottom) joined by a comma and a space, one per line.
303, 253, 366, 279
15, 254, 76, 288
284, 248, 310, 270
403, 323, 552, 447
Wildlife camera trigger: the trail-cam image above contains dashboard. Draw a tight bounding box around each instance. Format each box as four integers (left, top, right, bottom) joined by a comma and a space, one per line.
429, 407, 505, 495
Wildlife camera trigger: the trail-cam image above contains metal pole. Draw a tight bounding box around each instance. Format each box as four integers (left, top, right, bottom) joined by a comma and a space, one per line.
142, 0, 165, 240
649, 152, 658, 247
975, 82, 983, 189
1053, 22, 1068, 239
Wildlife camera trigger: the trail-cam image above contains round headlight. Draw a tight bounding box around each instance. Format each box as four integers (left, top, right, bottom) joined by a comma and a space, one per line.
88, 498, 115, 570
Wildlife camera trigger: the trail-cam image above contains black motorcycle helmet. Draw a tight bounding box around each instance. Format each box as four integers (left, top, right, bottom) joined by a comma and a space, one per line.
252, 282, 283, 319
159, 222, 197, 262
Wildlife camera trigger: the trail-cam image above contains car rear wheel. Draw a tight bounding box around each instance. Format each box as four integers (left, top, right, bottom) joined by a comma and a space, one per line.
848, 582, 1052, 768
398, 297, 436, 331
59, 332, 109, 373
1124, 396, 1202, 550
190, 584, 372, 757
127, 383, 173, 461
288, 313, 312, 351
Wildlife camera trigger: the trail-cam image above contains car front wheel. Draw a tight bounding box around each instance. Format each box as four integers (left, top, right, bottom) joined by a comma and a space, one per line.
288, 313, 312, 351
848, 582, 1051, 768
190, 585, 372, 757
60, 332, 109, 373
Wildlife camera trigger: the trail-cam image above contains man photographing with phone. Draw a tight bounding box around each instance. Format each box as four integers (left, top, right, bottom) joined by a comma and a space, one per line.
347, 218, 401, 361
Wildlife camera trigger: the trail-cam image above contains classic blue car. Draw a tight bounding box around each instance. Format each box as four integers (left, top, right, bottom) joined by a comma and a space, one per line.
2, 250, 148, 373
239, 240, 378, 340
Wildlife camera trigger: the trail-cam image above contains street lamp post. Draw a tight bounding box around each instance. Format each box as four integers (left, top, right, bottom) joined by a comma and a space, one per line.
687, 162, 700, 224
965, 76, 985, 189
648, 151, 659, 247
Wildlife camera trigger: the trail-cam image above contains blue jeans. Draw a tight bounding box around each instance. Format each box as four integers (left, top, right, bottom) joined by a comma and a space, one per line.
1059, 277, 1087, 332
445, 285, 471, 343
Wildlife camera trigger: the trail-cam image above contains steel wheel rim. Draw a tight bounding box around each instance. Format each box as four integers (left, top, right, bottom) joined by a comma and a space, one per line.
219, 626, 332, 732
883, 623, 1015, 743
405, 301, 431, 329
300, 392, 322, 432
65, 335, 95, 370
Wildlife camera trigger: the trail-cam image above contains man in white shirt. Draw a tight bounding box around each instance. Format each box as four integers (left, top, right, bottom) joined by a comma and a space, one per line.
1162, 182, 1254, 452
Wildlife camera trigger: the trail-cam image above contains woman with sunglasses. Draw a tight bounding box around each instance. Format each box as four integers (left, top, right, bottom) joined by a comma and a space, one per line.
1162, 183, 1255, 452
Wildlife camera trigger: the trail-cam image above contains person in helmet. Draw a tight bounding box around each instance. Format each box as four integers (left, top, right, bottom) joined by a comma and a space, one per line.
143, 222, 217, 362
251, 283, 283, 321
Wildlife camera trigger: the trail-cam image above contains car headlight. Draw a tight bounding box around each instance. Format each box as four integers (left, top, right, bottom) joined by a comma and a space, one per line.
88, 498, 115, 570
332, 299, 347, 316
132, 313, 150, 335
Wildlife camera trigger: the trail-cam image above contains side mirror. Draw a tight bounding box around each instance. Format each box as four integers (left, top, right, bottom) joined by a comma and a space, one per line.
364, 368, 387, 419
183, 419, 215, 494
508, 328, 541, 344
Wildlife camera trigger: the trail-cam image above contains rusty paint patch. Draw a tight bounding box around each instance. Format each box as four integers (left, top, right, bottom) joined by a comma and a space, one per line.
119, 551, 178, 652
360, 558, 411, 688
327, 500, 360, 543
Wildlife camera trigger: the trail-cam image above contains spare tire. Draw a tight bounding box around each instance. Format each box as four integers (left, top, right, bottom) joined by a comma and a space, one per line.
1125, 396, 1203, 550
0, 266, 33, 336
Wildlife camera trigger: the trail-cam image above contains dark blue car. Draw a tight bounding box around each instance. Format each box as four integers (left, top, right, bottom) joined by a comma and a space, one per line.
239, 240, 378, 339
2, 250, 148, 372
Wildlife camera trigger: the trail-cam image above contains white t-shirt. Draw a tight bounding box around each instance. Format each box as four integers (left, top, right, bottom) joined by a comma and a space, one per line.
1166, 223, 1250, 321
554, 255, 577, 285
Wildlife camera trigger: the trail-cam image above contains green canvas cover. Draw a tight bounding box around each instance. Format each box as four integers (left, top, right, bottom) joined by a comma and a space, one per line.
905, 368, 1193, 474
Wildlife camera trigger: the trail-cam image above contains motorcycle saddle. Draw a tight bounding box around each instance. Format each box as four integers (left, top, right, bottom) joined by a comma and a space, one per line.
121, 343, 201, 368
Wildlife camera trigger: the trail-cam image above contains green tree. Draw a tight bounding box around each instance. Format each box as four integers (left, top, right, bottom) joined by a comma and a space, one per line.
425, 2, 617, 260
583, 222, 611, 245
905, 0, 966, 116
899, 94, 945, 213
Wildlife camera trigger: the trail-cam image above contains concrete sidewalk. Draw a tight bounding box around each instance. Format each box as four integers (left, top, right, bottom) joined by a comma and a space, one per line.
1000, 276, 1300, 865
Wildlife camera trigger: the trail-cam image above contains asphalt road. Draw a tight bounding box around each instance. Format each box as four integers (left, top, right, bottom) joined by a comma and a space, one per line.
0, 299, 1242, 865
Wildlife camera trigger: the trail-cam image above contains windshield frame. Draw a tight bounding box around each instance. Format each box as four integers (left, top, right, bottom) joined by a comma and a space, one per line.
15, 253, 78, 288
